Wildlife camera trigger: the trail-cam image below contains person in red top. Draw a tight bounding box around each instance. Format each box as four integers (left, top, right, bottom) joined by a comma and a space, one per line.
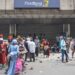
44, 42, 50, 57
41, 39, 50, 57
0, 34, 7, 68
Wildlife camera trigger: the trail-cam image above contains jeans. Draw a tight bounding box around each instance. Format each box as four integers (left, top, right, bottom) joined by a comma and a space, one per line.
61, 49, 68, 62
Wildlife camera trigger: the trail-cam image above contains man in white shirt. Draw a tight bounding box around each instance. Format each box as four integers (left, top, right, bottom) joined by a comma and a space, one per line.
28, 39, 36, 62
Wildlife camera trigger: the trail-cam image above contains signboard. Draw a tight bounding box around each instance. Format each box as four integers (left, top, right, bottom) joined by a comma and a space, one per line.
49, 0, 60, 8
14, 0, 60, 8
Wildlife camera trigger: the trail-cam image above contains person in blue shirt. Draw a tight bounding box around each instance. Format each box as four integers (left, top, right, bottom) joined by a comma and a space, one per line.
7, 39, 19, 75
60, 36, 68, 63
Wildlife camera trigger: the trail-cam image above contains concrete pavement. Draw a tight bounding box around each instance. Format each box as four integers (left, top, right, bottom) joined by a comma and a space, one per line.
0, 53, 75, 75
25, 53, 75, 75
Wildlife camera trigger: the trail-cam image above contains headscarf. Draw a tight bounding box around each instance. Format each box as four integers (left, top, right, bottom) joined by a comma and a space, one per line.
11, 39, 18, 45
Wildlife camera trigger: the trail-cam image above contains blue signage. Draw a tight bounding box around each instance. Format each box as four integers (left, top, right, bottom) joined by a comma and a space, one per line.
49, 0, 60, 8
48, 0, 60, 8
14, 0, 60, 8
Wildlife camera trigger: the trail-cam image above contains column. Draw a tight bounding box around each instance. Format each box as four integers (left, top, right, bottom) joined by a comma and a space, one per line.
9, 24, 12, 34
14, 24, 16, 36
9, 24, 17, 35
63, 24, 65, 32
67, 24, 70, 37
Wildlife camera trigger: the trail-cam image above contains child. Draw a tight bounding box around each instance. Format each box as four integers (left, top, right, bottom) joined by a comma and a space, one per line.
15, 54, 25, 75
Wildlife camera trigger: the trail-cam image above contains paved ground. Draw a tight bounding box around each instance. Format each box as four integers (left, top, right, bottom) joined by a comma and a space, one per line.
0, 52, 75, 75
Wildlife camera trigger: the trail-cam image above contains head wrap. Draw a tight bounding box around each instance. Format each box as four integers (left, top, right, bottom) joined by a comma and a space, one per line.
12, 39, 18, 45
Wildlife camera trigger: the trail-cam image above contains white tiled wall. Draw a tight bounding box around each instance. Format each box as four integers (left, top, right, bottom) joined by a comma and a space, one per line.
60, 0, 74, 10
6, 0, 14, 10
0, 0, 5, 10
0, 0, 14, 10
73, 0, 75, 10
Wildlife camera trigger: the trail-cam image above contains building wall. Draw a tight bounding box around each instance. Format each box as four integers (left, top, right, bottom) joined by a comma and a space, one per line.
0, 0, 14, 10
0, 0, 75, 10
0, 24, 9, 36
0, 0, 5, 10
70, 25, 75, 38
6, 0, 14, 10
60, 0, 74, 10
74, 0, 75, 10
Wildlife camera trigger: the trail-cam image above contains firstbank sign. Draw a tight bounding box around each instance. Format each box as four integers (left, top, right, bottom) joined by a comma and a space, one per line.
14, 0, 59, 8
24, 1, 43, 7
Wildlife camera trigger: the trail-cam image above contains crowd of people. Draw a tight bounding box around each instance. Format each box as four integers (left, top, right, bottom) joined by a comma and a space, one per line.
0, 33, 75, 75
0, 33, 50, 75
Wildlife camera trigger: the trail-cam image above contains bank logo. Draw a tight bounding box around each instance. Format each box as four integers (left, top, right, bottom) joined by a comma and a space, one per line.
44, 0, 49, 7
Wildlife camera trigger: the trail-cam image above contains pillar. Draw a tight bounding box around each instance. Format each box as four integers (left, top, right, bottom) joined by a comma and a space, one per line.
9, 24, 16, 35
